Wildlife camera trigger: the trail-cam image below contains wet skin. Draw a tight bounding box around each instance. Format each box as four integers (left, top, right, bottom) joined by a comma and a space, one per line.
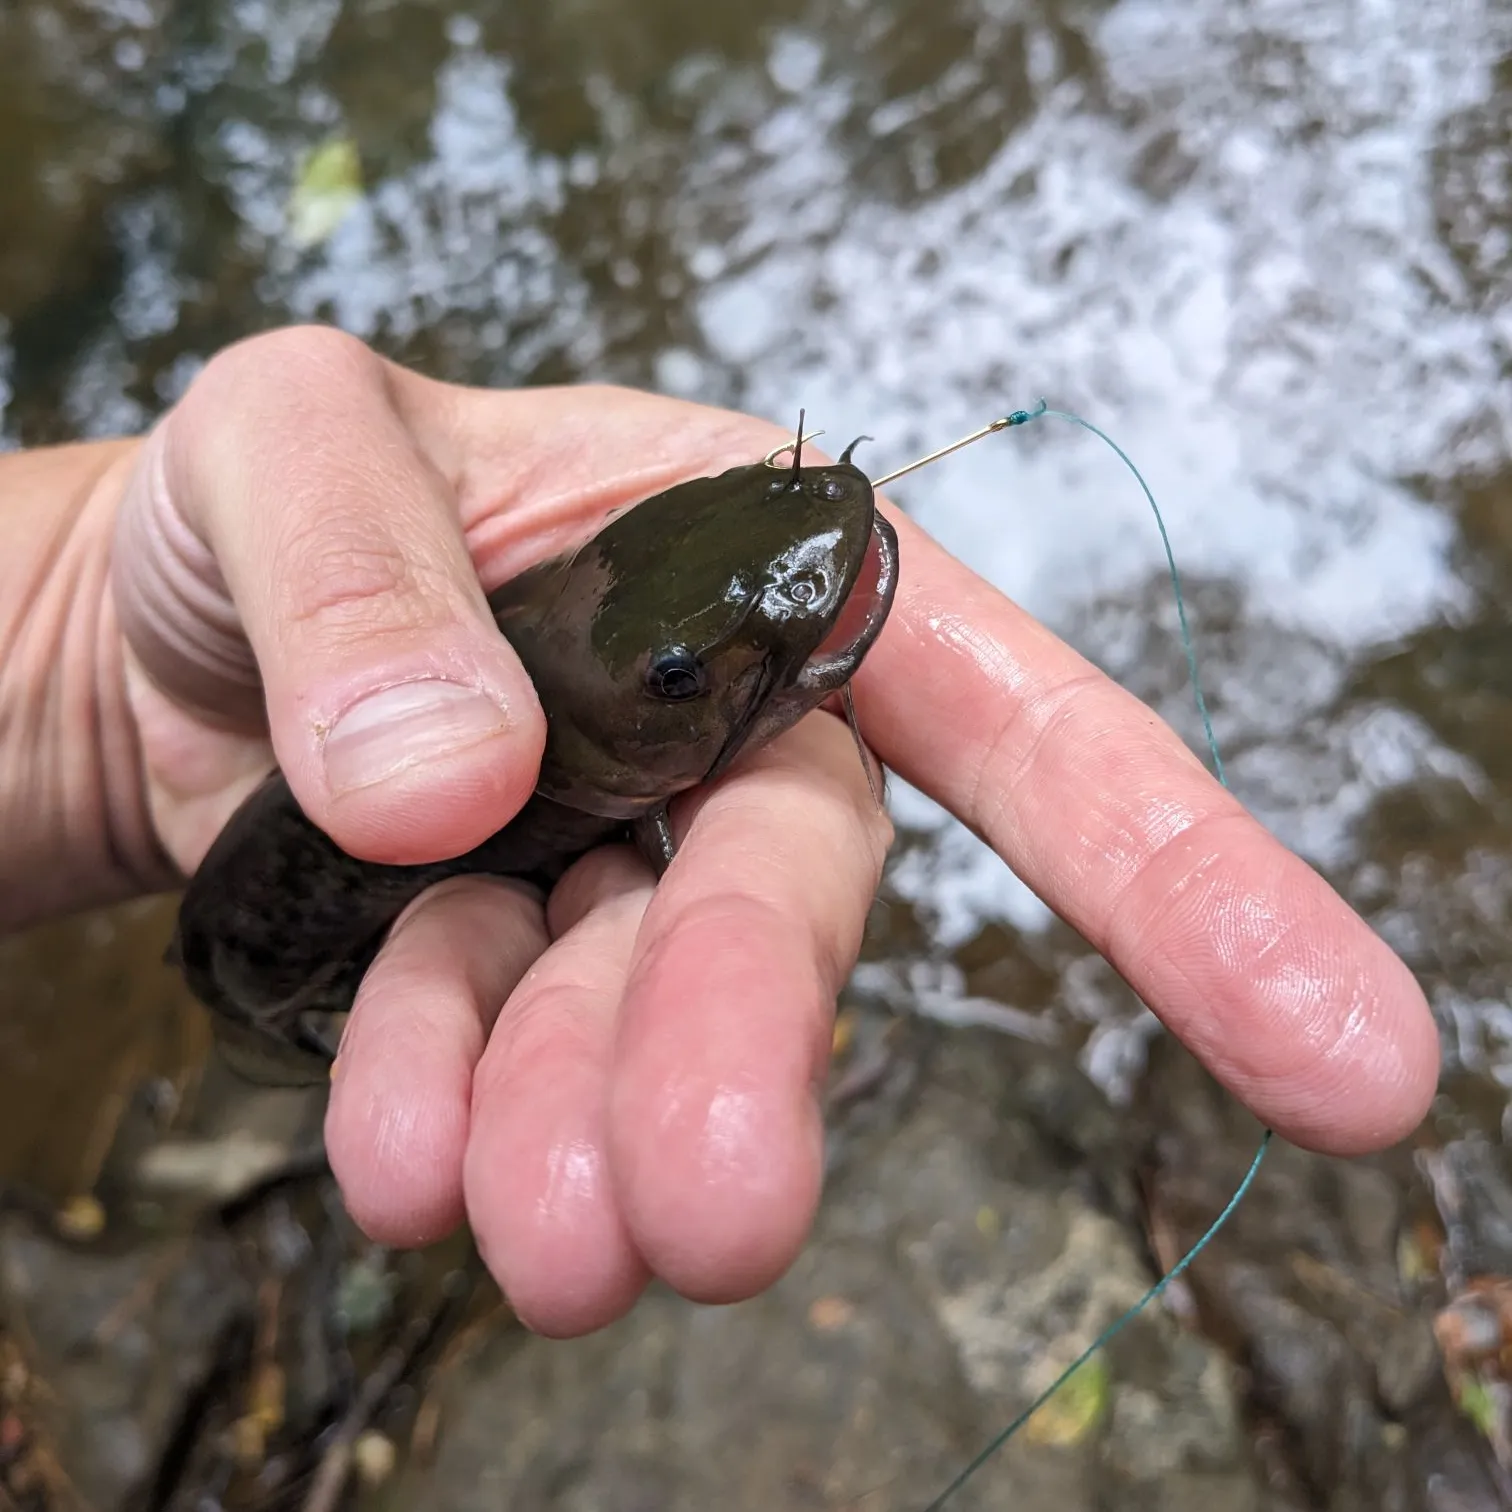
170, 440, 900, 1079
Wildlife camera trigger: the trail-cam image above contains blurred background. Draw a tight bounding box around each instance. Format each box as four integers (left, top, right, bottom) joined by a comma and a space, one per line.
3, 0, 1511, 1507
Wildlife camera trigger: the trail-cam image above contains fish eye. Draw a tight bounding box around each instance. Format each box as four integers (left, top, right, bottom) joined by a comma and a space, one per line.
815, 475, 851, 501
645, 647, 707, 701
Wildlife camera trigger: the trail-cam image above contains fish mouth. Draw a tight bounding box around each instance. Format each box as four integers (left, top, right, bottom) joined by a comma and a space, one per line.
795, 510, 899, 697
815, 520, 894, 664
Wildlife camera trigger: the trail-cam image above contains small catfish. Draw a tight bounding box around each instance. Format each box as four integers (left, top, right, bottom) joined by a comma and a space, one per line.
170, 421, 900, 1082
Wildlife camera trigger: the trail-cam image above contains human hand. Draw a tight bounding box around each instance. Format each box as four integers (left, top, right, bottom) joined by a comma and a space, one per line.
105, 326, 1437, 1336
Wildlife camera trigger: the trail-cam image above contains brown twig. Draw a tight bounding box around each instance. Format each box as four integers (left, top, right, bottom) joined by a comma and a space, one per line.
91, 1237, 193, 1348
301, 1275, 466, 1512
410, 1296, 514, 1462
1288, 1250, 1404, 1318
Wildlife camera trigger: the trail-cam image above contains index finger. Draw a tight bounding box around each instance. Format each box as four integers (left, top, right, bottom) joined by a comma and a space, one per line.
857, 508, 1439, 1155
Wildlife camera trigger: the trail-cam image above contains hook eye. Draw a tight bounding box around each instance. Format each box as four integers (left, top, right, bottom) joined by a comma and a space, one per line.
762, 429, 826, 469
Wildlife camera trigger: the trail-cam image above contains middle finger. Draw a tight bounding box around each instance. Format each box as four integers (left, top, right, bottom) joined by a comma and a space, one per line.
609, 711, 893, 1304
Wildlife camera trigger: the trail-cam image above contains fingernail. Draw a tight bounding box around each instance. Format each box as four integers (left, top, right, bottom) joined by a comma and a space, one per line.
324, 679, 509, 794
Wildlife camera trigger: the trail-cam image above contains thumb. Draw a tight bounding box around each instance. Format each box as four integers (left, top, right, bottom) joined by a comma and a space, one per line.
114, 327, 545, 866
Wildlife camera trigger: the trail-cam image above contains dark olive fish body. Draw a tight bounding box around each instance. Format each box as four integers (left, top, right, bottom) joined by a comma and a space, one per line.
171, 436, 899, 1081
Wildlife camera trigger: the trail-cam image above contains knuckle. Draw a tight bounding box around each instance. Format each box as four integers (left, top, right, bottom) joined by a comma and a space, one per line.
546, 848, 652, 938
168, 326, 387, 499
273, 517, 448, 638
479, 980, 600, 1098
967, 671, 1104, 842
1106, 809, 1256, 970
199, 325, 377, 399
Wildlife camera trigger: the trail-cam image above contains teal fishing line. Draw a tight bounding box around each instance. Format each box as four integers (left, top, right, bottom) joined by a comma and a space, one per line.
914, 399, 1271, 1511
1010, 400, 1225, 787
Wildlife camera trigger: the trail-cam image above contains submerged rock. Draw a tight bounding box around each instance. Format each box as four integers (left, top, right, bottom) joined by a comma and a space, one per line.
0, 1212, 251, 1512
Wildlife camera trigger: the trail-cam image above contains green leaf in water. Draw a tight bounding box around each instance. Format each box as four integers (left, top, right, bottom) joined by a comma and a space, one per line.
1025, 1352, 1111, 1447
1456, 1373, 1499, 1440
287, 136, 364, 248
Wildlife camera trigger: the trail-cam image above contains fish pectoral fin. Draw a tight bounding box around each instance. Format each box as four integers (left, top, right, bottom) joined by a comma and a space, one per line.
631, 806, 677, 876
